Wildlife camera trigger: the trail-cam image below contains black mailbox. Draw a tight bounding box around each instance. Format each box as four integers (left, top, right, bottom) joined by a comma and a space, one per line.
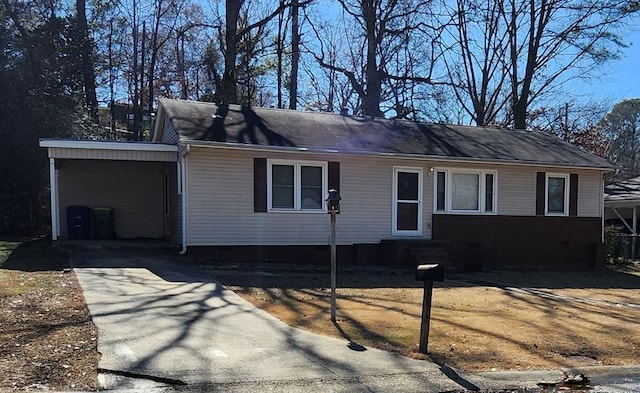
415, 263, 444, 354
325, 189, 341, 214
415, 263, 444, 282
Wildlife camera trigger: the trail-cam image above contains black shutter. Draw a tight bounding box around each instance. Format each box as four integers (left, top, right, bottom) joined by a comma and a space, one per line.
569, 174, 578, 216
536, 172, 545, 216
254, 158, 267, 212
328, 161, 340, 191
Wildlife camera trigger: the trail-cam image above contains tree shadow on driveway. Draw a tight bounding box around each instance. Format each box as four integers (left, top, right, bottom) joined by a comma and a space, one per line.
65, 245, 467, 392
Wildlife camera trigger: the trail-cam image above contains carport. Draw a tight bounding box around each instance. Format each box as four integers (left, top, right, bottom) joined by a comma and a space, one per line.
604, 176, 640, 257
40, 140, 179, 242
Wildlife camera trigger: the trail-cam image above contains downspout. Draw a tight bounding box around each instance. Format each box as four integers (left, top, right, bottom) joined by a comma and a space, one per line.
180, 144, 191, 254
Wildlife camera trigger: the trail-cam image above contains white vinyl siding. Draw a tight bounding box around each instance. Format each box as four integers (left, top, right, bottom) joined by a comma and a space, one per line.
184, 148, 605, 246
161, 121, 181, 144
58, 160, 166, 239
496, 166, 536, 215
185, 147, 434, 245
429, 162, 603, 217
48, 147, 176, 162
577, 170, 603, 217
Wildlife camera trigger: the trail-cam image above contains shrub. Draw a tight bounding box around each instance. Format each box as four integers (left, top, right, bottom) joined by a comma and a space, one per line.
604, 225, 622, 263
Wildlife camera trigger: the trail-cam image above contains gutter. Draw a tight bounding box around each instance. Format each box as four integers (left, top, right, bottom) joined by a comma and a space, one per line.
39, 138, 178, 152
182, 139, 613, 172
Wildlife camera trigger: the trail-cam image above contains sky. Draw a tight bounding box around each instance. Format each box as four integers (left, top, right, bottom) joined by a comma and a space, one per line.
576, 29, 640, 105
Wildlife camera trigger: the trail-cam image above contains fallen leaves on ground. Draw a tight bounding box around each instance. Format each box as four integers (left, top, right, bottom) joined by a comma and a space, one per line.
0, 239, 99, 391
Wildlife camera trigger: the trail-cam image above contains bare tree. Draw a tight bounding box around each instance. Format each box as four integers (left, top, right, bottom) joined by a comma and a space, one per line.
221, 0, 310, 104
443, 0, 639, 129
441, 0, 510, 125
303, 14, 358, 113
601, 99, 640, 181
308, 0, 445, 118
289, 0, 300, 109
76, 0, 99, 121
529, 100, 610, 157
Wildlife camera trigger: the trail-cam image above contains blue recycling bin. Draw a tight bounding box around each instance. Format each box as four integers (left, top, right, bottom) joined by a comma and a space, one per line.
66, 206, 91, 240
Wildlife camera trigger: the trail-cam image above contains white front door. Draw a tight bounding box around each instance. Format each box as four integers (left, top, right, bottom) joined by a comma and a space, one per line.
392, 167, 423, 236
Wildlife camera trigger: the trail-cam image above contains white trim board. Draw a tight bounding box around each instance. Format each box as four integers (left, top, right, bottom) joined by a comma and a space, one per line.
39, 139, 178, 152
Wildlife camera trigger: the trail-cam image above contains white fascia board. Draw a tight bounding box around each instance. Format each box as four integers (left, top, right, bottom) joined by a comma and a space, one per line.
39, 139, 178, 152
604, 199, 640, 208
183, 140, 613, 172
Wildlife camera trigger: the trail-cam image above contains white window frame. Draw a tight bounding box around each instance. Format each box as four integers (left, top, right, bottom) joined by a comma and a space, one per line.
267, 159, 327, 212
545, 173, 569, 216
392, 166, 423, 236
433, 168, 497, 215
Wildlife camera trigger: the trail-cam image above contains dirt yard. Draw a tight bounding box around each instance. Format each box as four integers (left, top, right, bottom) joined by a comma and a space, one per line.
0, 239, 99, 391
1, 238, 638, 390
219, 262, 640, 372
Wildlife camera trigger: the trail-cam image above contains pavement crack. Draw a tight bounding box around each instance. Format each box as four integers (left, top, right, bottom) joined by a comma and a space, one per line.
97, 368, 187, 386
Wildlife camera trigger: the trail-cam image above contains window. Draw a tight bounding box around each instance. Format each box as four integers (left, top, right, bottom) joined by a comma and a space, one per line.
268, 160, 327, 211
451, 173, 479, 210
434, 168, 496, 214
545, 173, 569, 216
436, 171, 446, 211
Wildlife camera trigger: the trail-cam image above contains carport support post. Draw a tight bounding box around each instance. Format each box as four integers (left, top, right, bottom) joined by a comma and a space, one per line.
49, 158, 59, 241
419, 280, 434, 354
633, 206, 637, 259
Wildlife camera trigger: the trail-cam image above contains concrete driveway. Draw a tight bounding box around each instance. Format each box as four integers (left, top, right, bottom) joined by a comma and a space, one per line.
66, 244, 531, 392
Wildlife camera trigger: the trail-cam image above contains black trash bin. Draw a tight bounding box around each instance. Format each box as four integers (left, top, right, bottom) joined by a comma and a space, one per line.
66, 206, 91, 240
92, 207, 115, 240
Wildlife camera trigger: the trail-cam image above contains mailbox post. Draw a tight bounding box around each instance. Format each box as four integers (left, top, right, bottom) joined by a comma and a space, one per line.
326, 189, 341, 322
415, 263, 444, 354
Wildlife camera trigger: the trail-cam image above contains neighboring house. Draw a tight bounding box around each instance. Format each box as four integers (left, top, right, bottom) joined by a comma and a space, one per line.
40, 98, 612, 270
604, 176, 640, 258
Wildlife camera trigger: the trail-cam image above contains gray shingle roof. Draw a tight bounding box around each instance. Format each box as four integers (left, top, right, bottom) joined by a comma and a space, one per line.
605, 176, 640, 203
158, 98, 612, 169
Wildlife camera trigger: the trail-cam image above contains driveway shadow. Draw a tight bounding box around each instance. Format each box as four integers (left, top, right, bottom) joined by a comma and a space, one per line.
65, 245, 465, 391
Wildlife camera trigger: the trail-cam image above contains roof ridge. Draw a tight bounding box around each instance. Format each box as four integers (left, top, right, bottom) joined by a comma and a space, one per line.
160, 98, 537, 134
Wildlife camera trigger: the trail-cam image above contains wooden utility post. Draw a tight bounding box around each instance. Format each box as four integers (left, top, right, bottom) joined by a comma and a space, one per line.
326, 189, 341, 323
330, 212, 337, 322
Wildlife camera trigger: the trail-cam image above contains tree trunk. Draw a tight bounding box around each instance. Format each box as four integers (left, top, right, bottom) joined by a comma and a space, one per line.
180, 35, 188, 99
147, 0, 163, 112
289, 0, 299, 110
277, 8, 284, 108
132, 0, 140, 139
137, 21, 146, 141
362, 0, 382, 117
222, 0, 240, 104
76, 0, 98, 121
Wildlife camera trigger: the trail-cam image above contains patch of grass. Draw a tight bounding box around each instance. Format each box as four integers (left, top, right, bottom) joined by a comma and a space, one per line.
0, 241, 20, 265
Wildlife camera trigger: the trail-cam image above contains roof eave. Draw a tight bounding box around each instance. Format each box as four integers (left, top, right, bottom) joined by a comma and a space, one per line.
181, 139, 613, 171
39, 139, 178, 152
